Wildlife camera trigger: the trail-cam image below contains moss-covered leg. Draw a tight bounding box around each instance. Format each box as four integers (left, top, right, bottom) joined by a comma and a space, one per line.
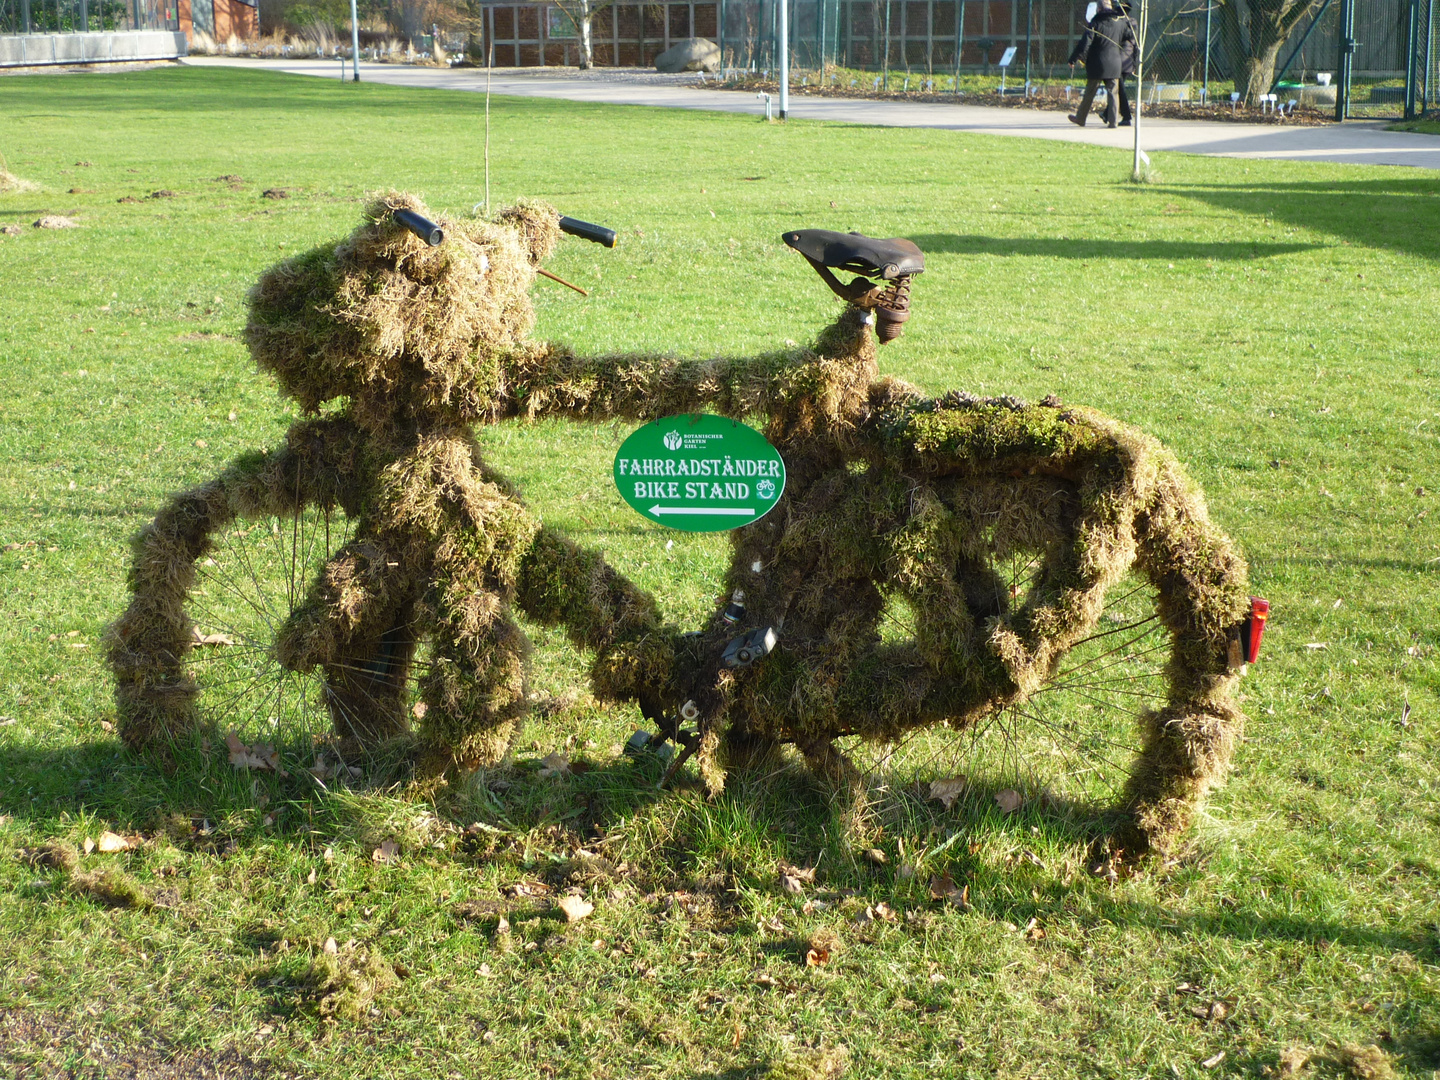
415, 613, 531, 772
516, 525, 692, 720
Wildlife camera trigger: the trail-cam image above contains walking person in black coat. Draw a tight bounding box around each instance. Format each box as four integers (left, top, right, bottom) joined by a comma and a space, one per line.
1066, 0, 1137, 128
1103, 3, 1138, 126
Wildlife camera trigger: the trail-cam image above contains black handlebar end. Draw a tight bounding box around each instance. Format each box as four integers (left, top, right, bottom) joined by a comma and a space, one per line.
559, 215, 617, 248
393, 207, 444, 247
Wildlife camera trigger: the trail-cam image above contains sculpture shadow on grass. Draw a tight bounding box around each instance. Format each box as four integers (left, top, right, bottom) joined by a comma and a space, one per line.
906, 234, 1322, 262
2, 738, 1436, 970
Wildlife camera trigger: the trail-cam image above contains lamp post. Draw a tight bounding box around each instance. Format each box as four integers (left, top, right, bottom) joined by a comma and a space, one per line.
349, 0, 360, 80
779, 0, 789, 117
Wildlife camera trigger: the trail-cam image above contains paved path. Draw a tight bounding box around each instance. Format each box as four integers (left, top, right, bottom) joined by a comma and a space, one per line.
184, 57, 1440, 170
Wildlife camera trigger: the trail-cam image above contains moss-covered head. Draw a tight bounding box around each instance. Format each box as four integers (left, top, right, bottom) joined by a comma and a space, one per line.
245, 192, 563, 430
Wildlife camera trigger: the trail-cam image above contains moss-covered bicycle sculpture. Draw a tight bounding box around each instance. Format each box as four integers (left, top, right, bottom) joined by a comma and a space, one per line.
106, 194, 1267, 855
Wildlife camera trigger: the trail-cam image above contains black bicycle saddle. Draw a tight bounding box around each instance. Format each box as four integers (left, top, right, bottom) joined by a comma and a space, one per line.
782, 229, 925, 280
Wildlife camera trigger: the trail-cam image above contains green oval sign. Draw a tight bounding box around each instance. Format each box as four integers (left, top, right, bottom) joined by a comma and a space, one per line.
613, 415, 786, 532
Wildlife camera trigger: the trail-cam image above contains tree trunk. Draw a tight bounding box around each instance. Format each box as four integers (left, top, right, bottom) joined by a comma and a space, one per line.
579, 0, 593, 68
1216, 0, 1327, 105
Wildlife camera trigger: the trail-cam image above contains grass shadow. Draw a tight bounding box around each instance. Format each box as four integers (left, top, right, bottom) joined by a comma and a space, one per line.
1163, 177, 1440, 261
907, 233, 1321, 261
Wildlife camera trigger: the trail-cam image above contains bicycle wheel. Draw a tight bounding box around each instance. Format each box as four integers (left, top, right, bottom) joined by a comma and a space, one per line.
105, 421, 410, 765
872, 401, 1251, 852
715, 395, 1250, 853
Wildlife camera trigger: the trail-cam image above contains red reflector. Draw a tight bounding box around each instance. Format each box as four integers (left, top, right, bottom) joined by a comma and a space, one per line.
1242, 597, 1269, 663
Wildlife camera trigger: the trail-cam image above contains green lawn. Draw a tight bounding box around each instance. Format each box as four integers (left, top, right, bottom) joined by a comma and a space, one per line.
0, 66, 1437, 1079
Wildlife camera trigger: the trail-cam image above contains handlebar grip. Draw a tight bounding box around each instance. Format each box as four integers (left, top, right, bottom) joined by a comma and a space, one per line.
392, 208, 444, 247
558, 216, 617, 248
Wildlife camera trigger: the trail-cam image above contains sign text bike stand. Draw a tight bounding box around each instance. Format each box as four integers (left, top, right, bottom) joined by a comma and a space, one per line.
613, 414, 787, 533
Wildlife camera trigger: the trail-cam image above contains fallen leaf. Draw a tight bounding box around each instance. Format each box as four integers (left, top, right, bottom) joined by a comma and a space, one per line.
323, 937, 338, 955
1023, 917, 1045, 941
224, 730, 271, 771
556, 895, 594, 923
306, 868, 317, 885
412, 701, 428, 720
96, 830, 130, 853
495, 916, 510, 935
805, 946, 830, 967
83, 837, 95, 854
928, 775, 967, 809
929, 872, 968, 907
372, 840, 399, 865
322, 846, 334, 862
873, 902, 897, 922
191, 627, 235, 646
778, 862, 816, 894
1304, 642, 1328, 650
537, 751, 571, 778
994, 789, 1024, 814
1201, 1051, 1225, 1069
862, 848, 887, 866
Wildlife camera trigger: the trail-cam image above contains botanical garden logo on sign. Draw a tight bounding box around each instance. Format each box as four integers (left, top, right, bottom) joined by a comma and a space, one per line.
613, 415, 787, 533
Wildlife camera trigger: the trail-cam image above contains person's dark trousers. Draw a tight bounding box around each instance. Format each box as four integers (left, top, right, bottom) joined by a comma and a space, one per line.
1075, 77, 1119, 125
1103, 79, 1133, 125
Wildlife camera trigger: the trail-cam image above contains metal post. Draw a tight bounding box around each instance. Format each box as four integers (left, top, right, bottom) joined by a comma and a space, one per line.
1202, 0, 1211, 98
1023, 0, 1032, 92
779, 0, 789, 114
349, 0, 361, 80
882, 0, 890, 86
1336, 0, 1355, 120
719, 0, 725, 68
79, 0, 88, 31
818, 0, 825, 71
1406, 0, 1420, 118
1427, 0, 1435, 113
955, 0, 964, 90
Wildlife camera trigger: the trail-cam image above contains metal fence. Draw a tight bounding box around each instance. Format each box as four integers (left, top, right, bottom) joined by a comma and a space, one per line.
0, 0, 177, 33
446, 0, 1437, 116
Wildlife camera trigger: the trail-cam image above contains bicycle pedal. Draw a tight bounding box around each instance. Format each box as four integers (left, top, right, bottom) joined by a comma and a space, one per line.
721, 626, 778, 669
623, 729, 674, 764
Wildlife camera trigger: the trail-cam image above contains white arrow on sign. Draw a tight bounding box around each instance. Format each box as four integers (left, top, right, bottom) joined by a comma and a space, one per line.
649, 505, 756, 517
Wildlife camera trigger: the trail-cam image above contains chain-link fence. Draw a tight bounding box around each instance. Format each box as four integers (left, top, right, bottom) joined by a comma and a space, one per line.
459, 0, 1437, 114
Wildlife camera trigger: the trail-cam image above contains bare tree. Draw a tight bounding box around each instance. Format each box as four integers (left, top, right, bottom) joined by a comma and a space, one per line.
1215, 0, 1329, 104
549, 0, 621, 68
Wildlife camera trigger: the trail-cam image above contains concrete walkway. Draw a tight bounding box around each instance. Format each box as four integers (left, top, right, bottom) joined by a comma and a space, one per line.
183, 57, 1440, 170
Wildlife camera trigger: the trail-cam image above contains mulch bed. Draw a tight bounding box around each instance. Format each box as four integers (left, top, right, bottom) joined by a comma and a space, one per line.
709, 77, 1338, 126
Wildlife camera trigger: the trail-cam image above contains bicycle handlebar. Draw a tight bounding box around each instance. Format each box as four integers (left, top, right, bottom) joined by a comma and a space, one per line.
559, 216, 617, 248
394, 207, 614, 251
393, 208, 444, 247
